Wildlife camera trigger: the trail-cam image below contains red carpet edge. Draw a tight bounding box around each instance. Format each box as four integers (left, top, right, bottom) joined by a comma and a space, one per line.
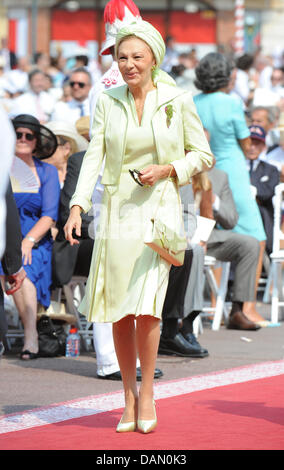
1, 360, 284, 436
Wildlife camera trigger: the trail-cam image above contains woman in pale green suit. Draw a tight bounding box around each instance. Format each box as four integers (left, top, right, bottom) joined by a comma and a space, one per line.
64, 21, 213, 433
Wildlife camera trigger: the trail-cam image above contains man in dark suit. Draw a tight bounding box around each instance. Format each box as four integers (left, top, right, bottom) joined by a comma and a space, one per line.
246, 125, 280, 254
206, 167, 261, 330
159, 184, 209, 358
159, 165, 262, 358
52, 151, 94, 287
1, 182, 26, 355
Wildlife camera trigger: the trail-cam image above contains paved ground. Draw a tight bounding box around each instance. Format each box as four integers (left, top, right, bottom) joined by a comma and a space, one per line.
1, 302, 283, 417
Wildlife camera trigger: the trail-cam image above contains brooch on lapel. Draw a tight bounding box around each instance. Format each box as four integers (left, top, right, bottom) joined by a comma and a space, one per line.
165, 105, 174, 128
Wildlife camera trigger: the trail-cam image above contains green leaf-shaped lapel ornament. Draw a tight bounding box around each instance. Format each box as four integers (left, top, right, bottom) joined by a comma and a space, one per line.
165, 104, 174, 128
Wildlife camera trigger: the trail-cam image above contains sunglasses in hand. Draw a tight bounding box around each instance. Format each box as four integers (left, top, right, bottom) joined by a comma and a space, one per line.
129, 169, 145, 186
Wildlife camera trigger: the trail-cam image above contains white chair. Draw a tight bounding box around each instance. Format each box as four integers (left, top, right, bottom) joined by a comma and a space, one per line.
193, 256, 231, 335
263, 183, 284, 323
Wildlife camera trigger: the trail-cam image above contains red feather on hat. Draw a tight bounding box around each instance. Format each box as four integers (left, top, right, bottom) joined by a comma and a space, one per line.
104, 0, 140, 24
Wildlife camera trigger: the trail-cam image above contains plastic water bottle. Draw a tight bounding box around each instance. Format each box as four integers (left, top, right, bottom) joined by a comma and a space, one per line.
65, 327, 80, 357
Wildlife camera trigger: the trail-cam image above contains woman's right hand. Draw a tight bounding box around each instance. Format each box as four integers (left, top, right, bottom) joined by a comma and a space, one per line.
64, 205, 82, 245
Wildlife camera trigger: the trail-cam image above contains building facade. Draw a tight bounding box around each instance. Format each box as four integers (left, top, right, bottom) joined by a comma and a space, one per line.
1, 0, 284, 61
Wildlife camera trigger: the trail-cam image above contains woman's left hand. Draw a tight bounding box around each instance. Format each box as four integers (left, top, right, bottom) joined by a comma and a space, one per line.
139, 164, 175, 187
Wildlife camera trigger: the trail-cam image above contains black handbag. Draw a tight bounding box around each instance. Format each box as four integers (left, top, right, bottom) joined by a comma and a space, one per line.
37, 315, 67, 357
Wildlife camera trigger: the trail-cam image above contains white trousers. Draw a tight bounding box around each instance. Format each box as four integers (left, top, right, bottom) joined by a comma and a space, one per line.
93, 322, 140, 376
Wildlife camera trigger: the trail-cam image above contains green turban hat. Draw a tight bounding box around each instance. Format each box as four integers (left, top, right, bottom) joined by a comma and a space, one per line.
115, 20, 176, 87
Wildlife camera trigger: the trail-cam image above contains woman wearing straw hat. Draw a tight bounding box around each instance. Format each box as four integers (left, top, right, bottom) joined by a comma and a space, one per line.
45, 121, 89, 187
64, 21, 213, 433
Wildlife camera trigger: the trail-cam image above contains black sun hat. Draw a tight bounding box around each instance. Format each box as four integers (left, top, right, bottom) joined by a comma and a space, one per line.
12, 114, 58, 159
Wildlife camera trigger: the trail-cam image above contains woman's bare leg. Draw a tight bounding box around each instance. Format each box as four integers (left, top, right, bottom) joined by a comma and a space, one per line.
12, 277, 38, 357
136, 315, 160, 420
112, 315, 138, 423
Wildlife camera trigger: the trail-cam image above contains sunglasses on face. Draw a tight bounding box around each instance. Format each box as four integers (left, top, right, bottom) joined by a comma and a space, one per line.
129, 169, 144, 186
70, 81, 87, 88
16, 131, 36, 141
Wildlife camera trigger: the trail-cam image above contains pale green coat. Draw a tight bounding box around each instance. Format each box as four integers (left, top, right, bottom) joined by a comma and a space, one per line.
70, 83, 213, 323
70, 82, 213, 212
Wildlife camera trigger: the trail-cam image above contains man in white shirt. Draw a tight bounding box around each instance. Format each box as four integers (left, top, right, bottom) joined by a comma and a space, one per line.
254, 55, 273, 90
0, 38, 17, 73
5, 56, 29, 94
270, 68, 284, 97
9, 69, 55, 123
233, 54, 254, 106
51, 67, 92, 124
87, 0, 162, 380
88, 52, 127, 381
252, 69, 284, 111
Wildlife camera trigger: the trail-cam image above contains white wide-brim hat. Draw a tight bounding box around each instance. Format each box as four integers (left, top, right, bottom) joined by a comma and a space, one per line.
100, 0, 141, 56
100, 35, 117, 56
45, 121, 89, 153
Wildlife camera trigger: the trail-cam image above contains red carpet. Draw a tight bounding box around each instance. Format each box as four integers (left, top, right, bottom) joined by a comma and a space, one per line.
1, 362, 284, 450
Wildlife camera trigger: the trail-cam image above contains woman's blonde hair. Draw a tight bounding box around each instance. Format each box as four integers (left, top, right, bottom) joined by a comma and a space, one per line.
57, 135, 77, 159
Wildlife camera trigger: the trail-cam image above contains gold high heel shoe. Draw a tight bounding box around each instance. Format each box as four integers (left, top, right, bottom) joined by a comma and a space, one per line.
137, 400, 157, 434
116, 399, 138, 433
116, 418, 136, 433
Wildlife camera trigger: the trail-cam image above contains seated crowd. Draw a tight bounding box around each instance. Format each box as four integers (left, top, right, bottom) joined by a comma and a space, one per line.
0, 42, 284, 376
